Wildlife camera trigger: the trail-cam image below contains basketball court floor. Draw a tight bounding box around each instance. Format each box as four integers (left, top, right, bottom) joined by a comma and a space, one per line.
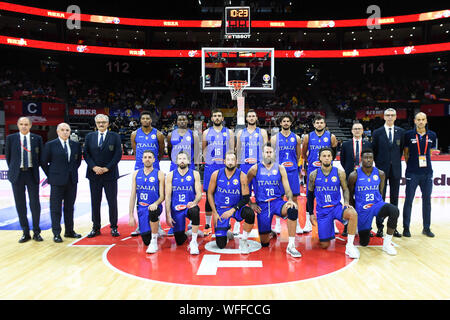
0, 163, 449, 300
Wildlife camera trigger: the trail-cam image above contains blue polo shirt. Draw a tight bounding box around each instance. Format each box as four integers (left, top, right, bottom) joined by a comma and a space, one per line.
404, 129, 437, 175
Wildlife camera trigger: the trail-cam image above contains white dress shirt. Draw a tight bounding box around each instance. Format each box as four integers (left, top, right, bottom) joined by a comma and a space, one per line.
384, 124, 394, 143
59, 137, 71, 161
19, 132, 32, 168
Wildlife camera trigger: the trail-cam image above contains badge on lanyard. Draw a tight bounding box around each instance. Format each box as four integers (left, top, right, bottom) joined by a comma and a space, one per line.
416, 133, 428, 168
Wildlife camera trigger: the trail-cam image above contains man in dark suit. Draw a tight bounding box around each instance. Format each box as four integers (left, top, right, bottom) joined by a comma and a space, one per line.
41, 123, 82, 243
340, 122, 372, 179
339, 121, 371, 236
5, 116, 44, 243
371, 108, 405, 237
83, 114, 122, 238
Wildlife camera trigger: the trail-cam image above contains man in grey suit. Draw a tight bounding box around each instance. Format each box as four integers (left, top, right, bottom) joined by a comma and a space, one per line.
83, 114, 123, 238
371, 108, 405, 237
5, 116, 44, 243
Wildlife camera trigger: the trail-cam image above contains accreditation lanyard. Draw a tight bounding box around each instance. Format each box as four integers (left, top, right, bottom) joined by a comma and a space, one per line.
20, 136, 31, 153
416, 133, 428, 168
353, 138, 362, 167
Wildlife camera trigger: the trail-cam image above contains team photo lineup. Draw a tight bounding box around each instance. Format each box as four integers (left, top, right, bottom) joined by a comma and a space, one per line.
8, 107, 437, 260
1, 0, 449, 303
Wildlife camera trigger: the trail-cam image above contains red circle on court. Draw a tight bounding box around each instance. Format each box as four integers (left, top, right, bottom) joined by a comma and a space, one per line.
105, 232, 356, 286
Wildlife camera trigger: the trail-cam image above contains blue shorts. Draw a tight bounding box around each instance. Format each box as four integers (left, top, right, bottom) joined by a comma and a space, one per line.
285, 168, 300, 196
256, 198, 287, 234
170, 207, 191, 234
215, 206, 245, 238
316, 203, 347, 242
137, 205, 162, 235
203, 164, 225, 192
356, 201, 386, 232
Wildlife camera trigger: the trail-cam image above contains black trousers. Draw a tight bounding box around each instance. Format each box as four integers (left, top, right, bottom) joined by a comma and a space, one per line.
89, 178, 118, 230
376, 164, 400, 230
11, 170, 41, 234
50, 182, 77, 236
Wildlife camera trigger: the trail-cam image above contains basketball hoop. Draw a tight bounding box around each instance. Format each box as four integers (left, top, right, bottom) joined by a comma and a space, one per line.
227, 80, 248, 100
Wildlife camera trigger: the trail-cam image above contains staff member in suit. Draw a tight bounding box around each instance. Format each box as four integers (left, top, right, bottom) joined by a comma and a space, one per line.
339, 121, 371, 236
42, 123, 82, 243
402, 112, 437, 238
340, 122, 372, 179
5, 116, 44, 243
83, 114, 122, 238
371, 108, 405, 238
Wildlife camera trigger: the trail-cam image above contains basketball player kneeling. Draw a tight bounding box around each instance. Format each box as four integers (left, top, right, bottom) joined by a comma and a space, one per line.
207, 152, 255, 254
348, 149, 398, 255
165, 152, 203, 255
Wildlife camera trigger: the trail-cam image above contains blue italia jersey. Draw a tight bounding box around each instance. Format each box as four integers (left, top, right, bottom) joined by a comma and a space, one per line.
205, 127, 230, 165
239, 127, 263, 166
214, 168, 242, 210
354, 167, 383, 212
276, 132, 298, 171
314, 166, 341, 209
254, 163, 284, 203
170, 129, 195, 170
135, 127, 159, 170
307, 130, 332, 170
171, 168, 196, 211
136, 168, 160, 208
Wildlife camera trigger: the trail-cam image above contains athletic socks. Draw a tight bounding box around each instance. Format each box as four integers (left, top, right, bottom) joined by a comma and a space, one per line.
347, 234, 355, 246
205, 215, 212, 227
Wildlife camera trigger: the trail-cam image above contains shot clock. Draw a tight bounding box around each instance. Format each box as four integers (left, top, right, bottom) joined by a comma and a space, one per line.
225, 6, 251, 39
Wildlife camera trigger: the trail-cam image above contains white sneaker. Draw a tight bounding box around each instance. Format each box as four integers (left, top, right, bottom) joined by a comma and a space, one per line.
186, 229, 204, 237
345, 245, 360, 259
233, 222, 241, 236
286, 244, 302, 258
188, 241, 199, 255
296, 220, 304, 234
157, 224, 165, 237
239, 239, 250, 254
303, 218, 312, 233
227, 230, 234, 240
334, 220, 340, 234
274, 220, 281, 234
131, 226, 140, 237
382, 243, 397, 256
146, 241, 158, 254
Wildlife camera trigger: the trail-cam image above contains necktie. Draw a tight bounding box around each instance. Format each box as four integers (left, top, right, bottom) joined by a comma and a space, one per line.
355, 140, 360, 166
64, 141, 69, 162
99, 133, 104, 147
388, 128, 393, 145
23, 135, 29, 169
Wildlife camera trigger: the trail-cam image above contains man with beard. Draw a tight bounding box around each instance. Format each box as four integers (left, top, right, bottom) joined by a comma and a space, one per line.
271, 113, 308, 235
167, 113, 198, 172
307, 148, 360, 259
202, 109, 234, 235
165, 151, 203, 255
207, 151, 255, 254
128, 150, 165, 253
130, 111, 165, 237
302, 114, 339, 234
247, 143, 302, 258
234, 109, 268, 235
348, 149, 398, 255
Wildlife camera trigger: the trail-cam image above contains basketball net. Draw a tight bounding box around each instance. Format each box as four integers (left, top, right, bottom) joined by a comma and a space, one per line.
228, 80, 247, 126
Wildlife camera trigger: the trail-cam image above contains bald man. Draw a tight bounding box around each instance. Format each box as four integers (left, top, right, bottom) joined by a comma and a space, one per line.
402, 112, 437, 238
6, 116, 44, 243
42, 123, 83, 242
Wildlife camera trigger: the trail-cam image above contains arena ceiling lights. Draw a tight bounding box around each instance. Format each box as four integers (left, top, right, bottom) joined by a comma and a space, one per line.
0, 2, 449, 28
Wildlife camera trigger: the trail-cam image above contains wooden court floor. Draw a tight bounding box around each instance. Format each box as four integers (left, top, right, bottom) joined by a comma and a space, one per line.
0, 196, 449, 300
